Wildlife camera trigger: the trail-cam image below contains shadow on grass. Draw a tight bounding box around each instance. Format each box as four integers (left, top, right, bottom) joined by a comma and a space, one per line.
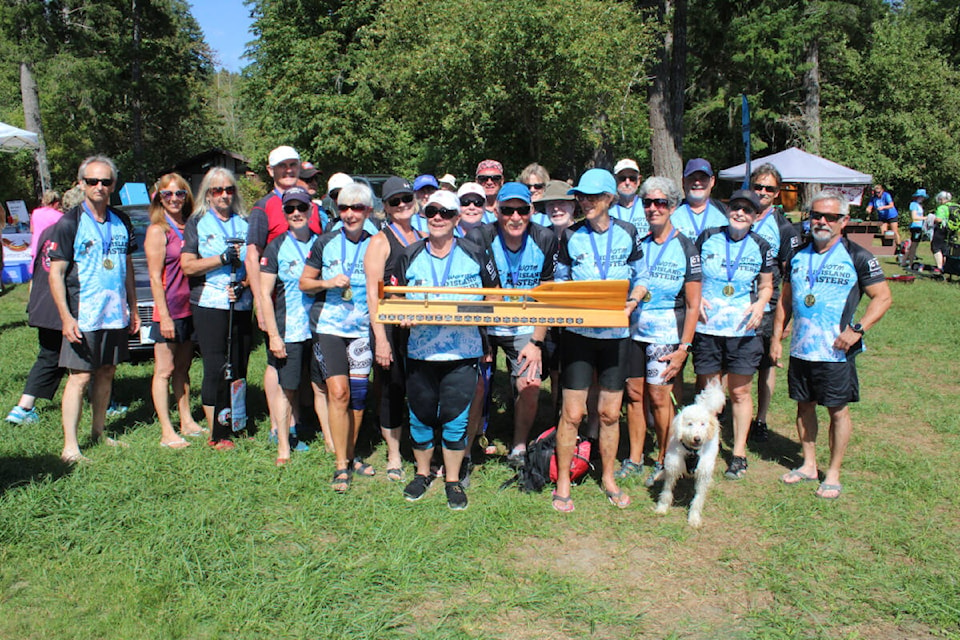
0, 318, 28, 332
0, 453, 73, 496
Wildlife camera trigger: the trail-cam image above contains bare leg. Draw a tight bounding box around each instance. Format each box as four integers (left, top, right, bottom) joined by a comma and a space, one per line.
312, 381, 333, 453
172, 341, 201, 434
554, 388, 588, 501
413, 446, 433, 478
326, 375, 351, 471
61, 370, 92, 460
512, 377, 540, 451
624, 377, 646, 464
202, 404, 214, 433
15, 394, 37, 411
442, 446, 465, 483
789, 400, 820, 480
264, 365, 283, 436
274, 388, 295, 461
755, 365, 775, 423
152, 342, 181, 445
89, 365, 115, 441
823, 404, 852, 490
597, 388, 627, 504
381, 426, 403, 471
727, 372, 754, 458
648, 383, 673, 465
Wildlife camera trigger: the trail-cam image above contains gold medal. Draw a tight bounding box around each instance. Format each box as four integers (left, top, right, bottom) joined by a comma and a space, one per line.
723, 284, 735, 297
804, 293, 816, 307
642, 291, 652, 303
342, 287, 353, 301
103, 257, 114, 270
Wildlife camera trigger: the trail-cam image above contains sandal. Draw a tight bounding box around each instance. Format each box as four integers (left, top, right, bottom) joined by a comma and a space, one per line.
604, 488, 631, 509
551, 491, 575, 513
332, 469, 352, 493
781, 468, 818, 485
386, 467, 405, 482
352, 457, 376, 477
816, 482, 842, 499
615, 459, 643, 480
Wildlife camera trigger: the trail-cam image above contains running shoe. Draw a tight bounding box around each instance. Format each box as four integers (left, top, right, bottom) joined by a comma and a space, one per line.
6, 405, 39, 425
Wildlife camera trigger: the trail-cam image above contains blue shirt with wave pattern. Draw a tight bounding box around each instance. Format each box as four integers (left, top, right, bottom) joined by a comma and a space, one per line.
631, 231, 701, 344
261, 232, 315, 343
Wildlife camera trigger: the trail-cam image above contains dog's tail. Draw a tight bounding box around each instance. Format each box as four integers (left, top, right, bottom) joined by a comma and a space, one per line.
695, 379, 726, 416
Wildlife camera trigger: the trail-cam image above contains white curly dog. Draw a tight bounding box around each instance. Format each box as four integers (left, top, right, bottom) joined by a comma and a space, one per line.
655, 381, 727, 527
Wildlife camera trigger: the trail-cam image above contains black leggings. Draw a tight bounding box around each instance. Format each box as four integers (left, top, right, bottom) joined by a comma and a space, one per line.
375, 324, 410, 430
23, 327, 66, 400
192, 305, 252, 406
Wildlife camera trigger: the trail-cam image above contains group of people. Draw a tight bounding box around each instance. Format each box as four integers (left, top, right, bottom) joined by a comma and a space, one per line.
6, 148, 891, 512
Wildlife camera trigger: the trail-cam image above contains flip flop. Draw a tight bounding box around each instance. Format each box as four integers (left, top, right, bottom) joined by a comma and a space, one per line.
275, 457, 290, 467
182, 428, 208, 438
604, 488, 631, 509
781, 468, 818, 485
352, 458, 376, 477
816, 482, 843, 499
386, 467, 405, 482
61, 452, 91, 465
160, 438, 190, 449
551, 491, 575, 513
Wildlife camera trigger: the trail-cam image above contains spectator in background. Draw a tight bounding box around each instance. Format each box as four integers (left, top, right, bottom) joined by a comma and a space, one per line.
610, 158, 646, 233
866, 184, 900, 249
414, 175, 439, 208
519, 162, 550, 220
905, 188, 927, 266
931, 191, 956, 275
300, 161, 322, 201
29, 190, 62, 264
324, 172, 354, 222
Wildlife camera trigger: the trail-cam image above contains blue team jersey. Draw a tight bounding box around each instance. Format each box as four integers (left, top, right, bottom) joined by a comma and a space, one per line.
556, 217, 643, 340
695, 227, 775, 337
398, 238, 499, 361
788, 238, 885, 363
752, 207, 800, 308
331, 217, 381, 236
182, 210, 252, 311
466, 222, 558, 337
49, 205, 136, 332
672, 201, 729, 241
631, 231, 701, 344
305, 229, 373, 338
261, 232, 316, 343
610, 196, 649, 236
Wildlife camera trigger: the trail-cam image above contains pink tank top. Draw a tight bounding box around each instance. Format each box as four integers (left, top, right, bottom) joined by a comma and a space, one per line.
153, 225, 192, 321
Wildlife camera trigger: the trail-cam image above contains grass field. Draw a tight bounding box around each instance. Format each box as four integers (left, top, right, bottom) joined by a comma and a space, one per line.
1, 247, 959, 639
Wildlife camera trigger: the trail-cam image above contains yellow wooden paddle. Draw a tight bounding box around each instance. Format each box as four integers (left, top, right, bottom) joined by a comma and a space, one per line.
380, 280, 630, 310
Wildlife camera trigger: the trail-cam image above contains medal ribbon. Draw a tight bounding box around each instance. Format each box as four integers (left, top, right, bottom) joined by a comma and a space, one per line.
82, 202, 113, 258
724, 229, 750, 285
497, 227, 528, 287
287, 231, 313, 265
685, 204, 709, 238
588, 222, 615, 280
427, 238, 457, 287
340, 229, 364, 282
644, 228, 677, 279
807, 238, 842, 291
614, 196, 639, 223
388, 222, 414, 247
208, 208, 237, 243
165, 214, 184, 243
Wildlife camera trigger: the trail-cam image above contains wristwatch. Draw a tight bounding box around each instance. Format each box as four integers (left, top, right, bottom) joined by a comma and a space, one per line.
529, 338, 545, 349
850, 323, 865, 335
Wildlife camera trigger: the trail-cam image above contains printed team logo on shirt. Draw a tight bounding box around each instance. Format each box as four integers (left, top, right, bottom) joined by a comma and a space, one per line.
78, 239, 95, 256
283, 259, 302, 276
260, 256, 269, 266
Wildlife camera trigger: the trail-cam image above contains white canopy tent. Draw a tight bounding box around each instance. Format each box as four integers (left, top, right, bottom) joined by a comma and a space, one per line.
0, 122, 39, 153
717, 147, 872, 185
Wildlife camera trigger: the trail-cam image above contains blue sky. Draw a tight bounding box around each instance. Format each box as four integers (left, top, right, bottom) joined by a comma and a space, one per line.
189, 0, 254, 73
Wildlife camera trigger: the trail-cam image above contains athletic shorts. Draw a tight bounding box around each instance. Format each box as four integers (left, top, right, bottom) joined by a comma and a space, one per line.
560, 331, 628, 391
932, 226, 949, 254
692, 333, 762, 377
267, 340, 311, 390
879, 210, 899, 223
757, 312, 776, 368
59, 328, 129, 371
787, 356, 859, 407
627, 340, 679, 386
148, 316, 195, 344
312, 333, 372, 382
910, 227, 923, 243
489, 333, 542, 383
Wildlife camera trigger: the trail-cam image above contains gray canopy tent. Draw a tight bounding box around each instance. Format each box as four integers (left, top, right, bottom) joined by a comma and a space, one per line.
717, 147, 872, 185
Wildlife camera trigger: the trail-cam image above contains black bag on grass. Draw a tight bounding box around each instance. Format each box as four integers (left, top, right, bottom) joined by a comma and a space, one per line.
500, 427, 592, 493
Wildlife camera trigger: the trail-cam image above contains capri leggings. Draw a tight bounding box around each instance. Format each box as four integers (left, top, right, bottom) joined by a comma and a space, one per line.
192, 305, 252, 406
406, 358, 478, 451
375, 324, 409, 430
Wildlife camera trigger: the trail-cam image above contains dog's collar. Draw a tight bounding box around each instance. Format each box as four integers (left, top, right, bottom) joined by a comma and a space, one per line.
681, 441, 701, 454
682, 442, 701, 473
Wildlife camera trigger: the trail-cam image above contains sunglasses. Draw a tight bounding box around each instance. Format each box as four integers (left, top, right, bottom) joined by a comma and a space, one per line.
424, 206, 458, 219
83, 177, 114, 187
526, 183, 546, 191
460, 196, 485, 208
284, 202, 310, 214
752, 183, 779, 193
809, 210, 843, 222
500, 205, 531, 217
476, 174, 503, 184
616, 174, 639, 183
642, 198, 670, 209
160, 189, 187, 201
386, 194, 415, 207
209, 185, 236, 196
338, 203, 367, 212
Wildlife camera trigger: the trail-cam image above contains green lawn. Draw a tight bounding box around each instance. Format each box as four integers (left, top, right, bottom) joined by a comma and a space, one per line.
1, 248, 958, 639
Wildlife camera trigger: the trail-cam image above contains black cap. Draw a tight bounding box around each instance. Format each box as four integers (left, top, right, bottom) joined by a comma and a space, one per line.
382, 176, 413, 200
728, 188, 762, 213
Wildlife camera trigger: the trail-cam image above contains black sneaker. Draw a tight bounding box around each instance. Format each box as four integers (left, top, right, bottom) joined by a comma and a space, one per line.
445, 481, 468, 510
724, 456, 748, 480
403, 474, 433, 501
749, 418, 769, 442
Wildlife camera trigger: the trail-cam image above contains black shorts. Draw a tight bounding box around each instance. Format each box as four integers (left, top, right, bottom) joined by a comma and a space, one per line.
757, 311, 776, 368
489, 333, 542, 383
148, 316, 195, 344
312, 333, 372, 382
627, 340, 679, 386
267, 340, 311, 390
692, 333, 763, 377
910, 227, 923, 243
560, 331, 628, 391
932, 226, 949, 254
59, 328, 129, 371
787, 356, 859, 407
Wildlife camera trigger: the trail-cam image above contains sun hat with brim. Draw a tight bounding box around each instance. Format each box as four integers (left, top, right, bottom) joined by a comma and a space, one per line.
497, 182, 532, 204
282, 186, 311, 206
426, 190, 460, 212
382, 176, 413, 200
568, 169, 617, 196
541, 180, 575, 202
913, 188, 928, 199
727, 188, 762, 213
439, 174, 457, 188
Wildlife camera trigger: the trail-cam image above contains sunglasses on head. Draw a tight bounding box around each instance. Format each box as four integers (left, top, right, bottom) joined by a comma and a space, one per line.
476, 174, 503, 184
526, 182, 546, 191
209, 185, 236, 196
386, 194, 415, 207
500, 205, 531, 217
425, 205, 458, 220
752, 183, 778, 193
642, 198, 670, 209
160, 189, 187, 201
284, 202, 310, 214
460, 196, 485, 208
338, 203, 366, 212
809, 210, 843, 222
83, 177, 113, 187
617, 174, 639, 183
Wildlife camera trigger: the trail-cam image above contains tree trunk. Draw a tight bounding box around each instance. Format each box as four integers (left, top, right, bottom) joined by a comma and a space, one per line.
801, 36, 821, 204
131, 0, 145, 181
20, 61, 50, 195
648, 0, 685, 185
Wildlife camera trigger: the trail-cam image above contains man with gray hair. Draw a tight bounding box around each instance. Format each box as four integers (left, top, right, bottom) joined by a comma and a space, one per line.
771, 190, 891, 499
49, 155, 139, 463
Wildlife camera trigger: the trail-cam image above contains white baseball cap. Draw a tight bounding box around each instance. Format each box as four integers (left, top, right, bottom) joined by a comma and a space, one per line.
268, 145, 300, 167
613, 158, 640, 175
327, 172, 354, 193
